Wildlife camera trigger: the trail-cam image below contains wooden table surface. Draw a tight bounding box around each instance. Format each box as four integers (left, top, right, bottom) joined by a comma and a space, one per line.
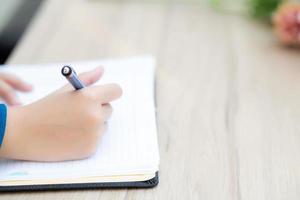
2, 0, 300, 199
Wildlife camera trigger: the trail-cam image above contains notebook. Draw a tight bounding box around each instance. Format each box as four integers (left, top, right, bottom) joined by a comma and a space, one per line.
0, 56, 159, 192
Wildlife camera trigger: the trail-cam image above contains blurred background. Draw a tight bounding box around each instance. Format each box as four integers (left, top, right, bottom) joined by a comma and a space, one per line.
0, 0, 43, 63
0, 0, 292, 64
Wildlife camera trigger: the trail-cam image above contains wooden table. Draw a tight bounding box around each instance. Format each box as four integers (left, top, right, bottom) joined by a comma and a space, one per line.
2, 0, 300, 199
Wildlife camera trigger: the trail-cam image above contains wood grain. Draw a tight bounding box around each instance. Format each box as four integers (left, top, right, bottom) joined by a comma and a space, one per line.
2, 0, 300, 199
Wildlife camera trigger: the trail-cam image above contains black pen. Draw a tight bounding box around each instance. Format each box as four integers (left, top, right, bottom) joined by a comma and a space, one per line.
61, 66, 85, 90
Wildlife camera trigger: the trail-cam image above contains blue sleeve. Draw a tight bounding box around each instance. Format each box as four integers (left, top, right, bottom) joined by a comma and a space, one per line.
0, 104, 7, 147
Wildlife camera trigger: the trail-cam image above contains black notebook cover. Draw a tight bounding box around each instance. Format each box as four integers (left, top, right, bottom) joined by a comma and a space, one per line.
0, 172, 158, 192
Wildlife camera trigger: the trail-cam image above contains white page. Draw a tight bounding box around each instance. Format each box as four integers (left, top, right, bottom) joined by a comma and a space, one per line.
0, 56, 159, 181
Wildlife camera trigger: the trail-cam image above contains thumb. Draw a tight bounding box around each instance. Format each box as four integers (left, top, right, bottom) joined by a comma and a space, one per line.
78, 66, 104, 86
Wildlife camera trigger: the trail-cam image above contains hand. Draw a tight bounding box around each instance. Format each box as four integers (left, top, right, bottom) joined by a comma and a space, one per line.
0, 73, 33, 105
0, 67, 122, 161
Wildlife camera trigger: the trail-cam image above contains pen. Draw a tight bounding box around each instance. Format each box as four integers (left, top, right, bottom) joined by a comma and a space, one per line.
61, 65, 85, 90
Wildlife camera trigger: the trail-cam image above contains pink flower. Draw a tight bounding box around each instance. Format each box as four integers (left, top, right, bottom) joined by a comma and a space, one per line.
273, 2, 300, 46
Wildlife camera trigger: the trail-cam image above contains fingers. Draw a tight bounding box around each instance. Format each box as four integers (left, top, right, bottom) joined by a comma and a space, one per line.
102, 104, 113, 120
102, 123, 108, 133
78, 66, 104, 86
0, 73, 33, 92
0, 80, 21, 105
0, 73, 33, 105
100, 104, 111, 133
101, 104, 113, 121
87, 84, 122, 104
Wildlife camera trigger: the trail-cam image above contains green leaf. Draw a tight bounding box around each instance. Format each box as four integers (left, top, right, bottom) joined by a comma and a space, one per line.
249, 0, 283, 20
210, 0, 221, 9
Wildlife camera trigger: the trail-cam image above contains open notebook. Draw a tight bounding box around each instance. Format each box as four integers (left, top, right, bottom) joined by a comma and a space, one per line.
0, 56, 159, 191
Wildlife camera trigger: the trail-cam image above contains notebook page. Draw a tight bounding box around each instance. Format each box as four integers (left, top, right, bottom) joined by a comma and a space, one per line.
0, 57, 159, 181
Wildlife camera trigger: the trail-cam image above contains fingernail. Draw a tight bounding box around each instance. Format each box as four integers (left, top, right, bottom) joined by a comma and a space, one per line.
25, 83, 33, 91
28, 84, 33, 90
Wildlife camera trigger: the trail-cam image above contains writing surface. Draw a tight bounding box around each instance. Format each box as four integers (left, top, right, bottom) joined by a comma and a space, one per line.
0, 57, 159, 182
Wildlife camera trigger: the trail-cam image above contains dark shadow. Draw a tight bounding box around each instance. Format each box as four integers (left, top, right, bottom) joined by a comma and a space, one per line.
0, 0, 44, 64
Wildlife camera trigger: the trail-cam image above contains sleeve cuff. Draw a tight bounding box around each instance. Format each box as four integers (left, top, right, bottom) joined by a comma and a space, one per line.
0, 104, 7, 147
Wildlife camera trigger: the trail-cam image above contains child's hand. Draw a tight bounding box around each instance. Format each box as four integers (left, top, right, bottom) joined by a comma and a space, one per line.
0, 73, 33, 105
0, 67, 122, 161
